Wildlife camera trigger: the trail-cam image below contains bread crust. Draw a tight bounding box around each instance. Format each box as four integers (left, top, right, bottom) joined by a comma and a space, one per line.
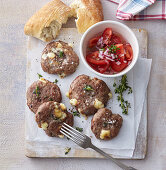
24, 0, 72, 42
70, 0, 103, 33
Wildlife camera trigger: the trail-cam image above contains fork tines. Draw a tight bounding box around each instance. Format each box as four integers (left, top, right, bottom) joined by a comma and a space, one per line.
60, 123, 85, 146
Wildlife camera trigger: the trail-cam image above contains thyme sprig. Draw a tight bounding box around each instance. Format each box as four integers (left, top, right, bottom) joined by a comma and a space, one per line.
59, 51, 64, 58
75, 127, 83, 132
83, 85, 93, 91
73, 111, 80, 117
65, 147, 71, 155
113, 75, 132, 115
54, 79, 58, 84
33, 86, 41, 97
37, 73, 43, 79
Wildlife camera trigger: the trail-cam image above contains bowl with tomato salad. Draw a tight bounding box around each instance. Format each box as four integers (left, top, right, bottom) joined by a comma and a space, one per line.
80, 21, 139, 77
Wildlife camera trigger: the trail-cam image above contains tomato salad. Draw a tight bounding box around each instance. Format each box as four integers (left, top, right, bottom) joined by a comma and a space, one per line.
86, 28, 133, 74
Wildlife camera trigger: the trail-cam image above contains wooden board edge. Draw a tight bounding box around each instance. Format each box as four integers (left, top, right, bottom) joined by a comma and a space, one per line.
25, 140, 135, 159
25, 28, 148, 159
132, 28, 148, 159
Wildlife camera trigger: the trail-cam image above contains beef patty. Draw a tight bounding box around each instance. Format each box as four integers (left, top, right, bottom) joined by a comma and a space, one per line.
91, 108, 123, 140
41, 41, 79, 78
68, 74, 112, 116
26, 78, 62, 113
35, 101, 73, 137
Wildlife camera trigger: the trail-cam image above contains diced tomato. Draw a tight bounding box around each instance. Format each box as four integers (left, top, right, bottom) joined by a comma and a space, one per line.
89, 36, 101, 48
86, 28, 133, 74
115, 44, 124, 54
87, 58, 107, 65
86, 51, 99, 58
124, 44, 133, 61
98, 60, 110, 73
111, 34, 122, 44
86, 51, 107, 65
102, 28, 112, 45
110, 57, 128, 72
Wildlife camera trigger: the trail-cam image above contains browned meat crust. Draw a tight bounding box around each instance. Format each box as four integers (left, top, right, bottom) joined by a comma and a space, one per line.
41, 41, 79, 77
68, 74, 111, 116
36, 101, 73, 137
91, 108, 123, 140
26, 79, 62, 113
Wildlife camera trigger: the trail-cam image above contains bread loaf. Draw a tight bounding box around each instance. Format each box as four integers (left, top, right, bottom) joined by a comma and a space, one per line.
70, 0, 103, 33
24, 0, 73, 42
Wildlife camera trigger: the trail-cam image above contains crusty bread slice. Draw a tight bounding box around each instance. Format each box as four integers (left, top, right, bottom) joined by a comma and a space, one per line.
24, 0, 73, 42
70, 0, 103, 33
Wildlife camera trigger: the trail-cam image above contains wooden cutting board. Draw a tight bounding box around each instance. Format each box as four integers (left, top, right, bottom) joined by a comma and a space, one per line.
25, 28, 148, 159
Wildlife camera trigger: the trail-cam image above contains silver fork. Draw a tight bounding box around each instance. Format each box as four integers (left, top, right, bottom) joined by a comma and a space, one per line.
60, 123, 137, 170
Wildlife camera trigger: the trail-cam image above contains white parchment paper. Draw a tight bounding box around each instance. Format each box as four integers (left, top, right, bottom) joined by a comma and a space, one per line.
25, 28, 151, 157
133, 58, 152, 137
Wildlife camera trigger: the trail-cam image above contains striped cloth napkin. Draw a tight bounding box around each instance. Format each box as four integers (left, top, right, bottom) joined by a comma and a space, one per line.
108, 0, 166, 20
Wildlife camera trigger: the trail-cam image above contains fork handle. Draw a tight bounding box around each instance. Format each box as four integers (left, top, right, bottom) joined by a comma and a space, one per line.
90, 144, 137, 170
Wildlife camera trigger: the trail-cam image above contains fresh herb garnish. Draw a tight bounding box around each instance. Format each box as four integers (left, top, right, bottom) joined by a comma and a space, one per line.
128, 87, 132, 94
83, 85, 93, 91
73, 111, 80, 117
49, 98, 53, 101
65, 147, 71, 155
100, 48, 106, 51
103, 122, 108, 127
113, 75, 132, 115
44, 96, 48, 99
54, 79, 58, 84
59, 51, 64, 58
37, 73, 43, 79
33, 86, 40, 97
75, 127, 83, 132
38, 112, 40, 114
108, 45, 120, 54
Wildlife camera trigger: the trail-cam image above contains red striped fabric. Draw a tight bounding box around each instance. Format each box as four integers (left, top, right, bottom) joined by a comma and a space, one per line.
107, 0, 166, 20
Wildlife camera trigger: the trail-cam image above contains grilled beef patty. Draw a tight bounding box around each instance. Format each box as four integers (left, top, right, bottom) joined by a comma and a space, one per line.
91, 108, 123, 140
36, 101, 73, 137
41, 41, 79, 78
26, 78, 62, 113
68, 74, 111, 116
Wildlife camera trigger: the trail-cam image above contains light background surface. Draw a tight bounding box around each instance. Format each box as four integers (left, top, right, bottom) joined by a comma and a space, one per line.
0, 0, 166, 169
